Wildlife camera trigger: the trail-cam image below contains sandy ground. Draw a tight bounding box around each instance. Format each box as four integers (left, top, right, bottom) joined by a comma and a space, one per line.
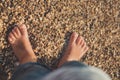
0, 0, 120, 80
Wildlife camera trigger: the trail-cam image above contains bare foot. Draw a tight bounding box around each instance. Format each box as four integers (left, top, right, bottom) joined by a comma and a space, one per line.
58, 32, 89, 67
8, 24, 37, 64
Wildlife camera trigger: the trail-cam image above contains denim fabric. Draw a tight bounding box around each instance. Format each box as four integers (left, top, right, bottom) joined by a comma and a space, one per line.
42, 61, 111, 80
11, 61, 111, 80
11, 61, 86, 80
61, 61, 88, 68
11, 62, 51, 80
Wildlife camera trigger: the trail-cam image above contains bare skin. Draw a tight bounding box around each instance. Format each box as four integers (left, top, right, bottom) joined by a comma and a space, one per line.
58, 32, 89, 67
8, 24, 37, 64
8, 24, 88, 66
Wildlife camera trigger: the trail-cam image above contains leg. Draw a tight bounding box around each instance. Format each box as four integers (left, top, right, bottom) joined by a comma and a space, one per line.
8, 24, 51, 80
41, 32, 111, 80
11, 62, 51, 80
58, 32, 89, 67
8, 24, 37, 64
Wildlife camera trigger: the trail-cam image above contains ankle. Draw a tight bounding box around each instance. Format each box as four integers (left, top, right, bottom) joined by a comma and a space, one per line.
20, 56, 37, 64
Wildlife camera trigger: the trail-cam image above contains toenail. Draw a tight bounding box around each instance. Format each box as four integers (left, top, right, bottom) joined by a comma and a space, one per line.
14, 27, 17, 30
75, 34, 78, 37
81, 37, 84, 40
12, 29, 14, 32
9, 33, 12, 37
20, 24, 25, 28
9, 38, 12, 41
78, 36, 81, 39
19, 26, 24, 29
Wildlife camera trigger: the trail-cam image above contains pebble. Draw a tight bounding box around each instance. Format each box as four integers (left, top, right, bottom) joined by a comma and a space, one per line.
0, 0, 119, 80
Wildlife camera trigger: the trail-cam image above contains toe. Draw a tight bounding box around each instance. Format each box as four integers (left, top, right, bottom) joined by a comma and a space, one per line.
14, 27, 21, 37
8, 33, 15, 44
83, 46, 89, 53
9, 33, 15, 40
81, 40, 85, 47
79, 37, 85, 46
18, 24, 28, 36
8, 37, 13, 44
76, 36, 82, 44
12, 28, 18, 38
69, 32, 78, 44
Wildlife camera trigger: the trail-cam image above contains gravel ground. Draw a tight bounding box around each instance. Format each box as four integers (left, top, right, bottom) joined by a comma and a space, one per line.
0, 0, 120, 80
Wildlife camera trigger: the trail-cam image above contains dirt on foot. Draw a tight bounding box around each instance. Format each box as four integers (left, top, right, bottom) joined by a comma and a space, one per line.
0, 0, 119, 80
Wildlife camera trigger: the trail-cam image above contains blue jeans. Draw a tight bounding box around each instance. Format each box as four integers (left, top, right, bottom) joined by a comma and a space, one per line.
11, 61, 111, 80
11, 61, 87, 80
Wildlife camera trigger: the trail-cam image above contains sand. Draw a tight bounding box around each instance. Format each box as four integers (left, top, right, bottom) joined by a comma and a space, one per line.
0, 0, 119, 80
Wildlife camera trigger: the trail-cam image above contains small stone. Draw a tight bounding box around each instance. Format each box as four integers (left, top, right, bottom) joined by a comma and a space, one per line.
40, 17, 43, 21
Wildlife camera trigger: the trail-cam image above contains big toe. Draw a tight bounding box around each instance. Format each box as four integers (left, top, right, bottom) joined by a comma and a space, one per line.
69, 32, 78, 44
18, 24, 28, 36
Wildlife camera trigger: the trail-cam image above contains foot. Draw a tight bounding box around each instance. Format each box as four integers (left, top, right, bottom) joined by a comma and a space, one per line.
58, 32, 89, 67
8, 24, 37, 64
